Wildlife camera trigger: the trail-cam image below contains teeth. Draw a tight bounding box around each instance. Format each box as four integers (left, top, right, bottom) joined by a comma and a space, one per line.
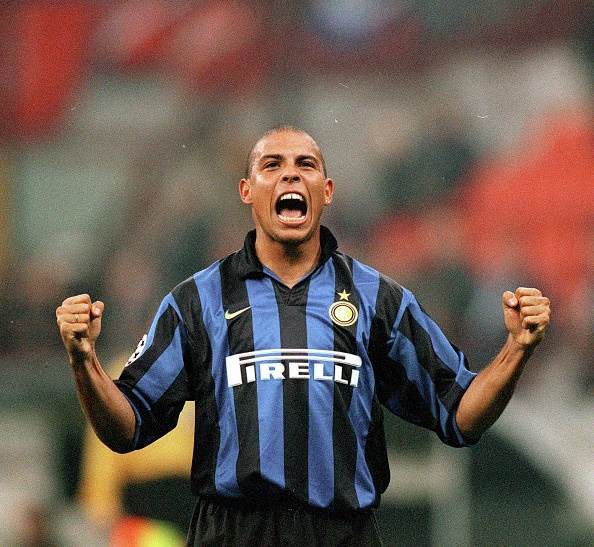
279, 193, 304, 201
278, 214, 306, 222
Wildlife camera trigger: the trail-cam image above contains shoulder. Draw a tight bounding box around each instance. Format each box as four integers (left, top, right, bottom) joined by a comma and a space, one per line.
164, 259, 223, 322
336, 251, 407, 302
170, 259, 224, 298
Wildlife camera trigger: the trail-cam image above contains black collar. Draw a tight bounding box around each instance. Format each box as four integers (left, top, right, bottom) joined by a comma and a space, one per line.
236, 225, 338, 279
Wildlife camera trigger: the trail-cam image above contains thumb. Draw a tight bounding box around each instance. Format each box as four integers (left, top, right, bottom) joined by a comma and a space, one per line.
91, 300, 105, 318
502, 290, 518, 309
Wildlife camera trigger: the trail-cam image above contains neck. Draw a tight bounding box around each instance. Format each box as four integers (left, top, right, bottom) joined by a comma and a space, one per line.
255, 227, 321, 288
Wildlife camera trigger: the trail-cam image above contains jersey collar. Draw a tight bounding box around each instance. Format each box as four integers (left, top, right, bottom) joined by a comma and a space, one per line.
237, 225, 338, 279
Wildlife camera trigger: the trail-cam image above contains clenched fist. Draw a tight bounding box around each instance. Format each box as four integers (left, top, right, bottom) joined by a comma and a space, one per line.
502, 287, 551, 348
56, 294, 104, 364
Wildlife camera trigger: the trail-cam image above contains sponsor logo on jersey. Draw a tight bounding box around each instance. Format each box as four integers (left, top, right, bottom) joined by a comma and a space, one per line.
225, 348, 362, 388
329, 289, 358, 327
126, 334, 147, 366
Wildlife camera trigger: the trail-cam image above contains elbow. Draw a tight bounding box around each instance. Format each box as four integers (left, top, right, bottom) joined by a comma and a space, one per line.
454, 407, 486, 445
96, 430, 136, 454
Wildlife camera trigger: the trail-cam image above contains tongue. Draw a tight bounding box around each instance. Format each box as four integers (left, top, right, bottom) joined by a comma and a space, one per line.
279, 208, 303, 218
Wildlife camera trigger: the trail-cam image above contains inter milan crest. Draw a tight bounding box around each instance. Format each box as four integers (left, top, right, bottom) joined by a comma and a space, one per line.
126, 334, 147, 366
329, 290, 358, 327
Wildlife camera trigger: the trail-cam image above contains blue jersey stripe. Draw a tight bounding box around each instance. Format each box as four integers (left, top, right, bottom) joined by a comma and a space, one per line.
195, 263, 240, 497
245, 277, 285, 490
134, 324, 183, 404
306, 259, 336, 508
350, 259, 380, 507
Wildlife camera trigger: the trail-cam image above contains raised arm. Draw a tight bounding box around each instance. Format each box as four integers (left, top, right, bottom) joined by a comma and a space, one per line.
56, 294, 136, 452
456, 287, 551, 440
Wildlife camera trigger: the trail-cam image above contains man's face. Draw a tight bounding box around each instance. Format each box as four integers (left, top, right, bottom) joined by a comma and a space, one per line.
239, 131, 334, 246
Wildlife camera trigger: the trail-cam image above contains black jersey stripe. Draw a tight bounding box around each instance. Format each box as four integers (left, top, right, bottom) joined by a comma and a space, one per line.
148, 374, 188, 436
273, 278, 310, 503
219, 254, 262, 498
172, 276, 210, 378
330, 253, 359, 512
367, 276, 404, 387
171, 276, 220, 497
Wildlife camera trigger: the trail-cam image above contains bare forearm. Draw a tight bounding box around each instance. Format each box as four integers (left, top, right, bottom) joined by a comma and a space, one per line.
456, 334, 533, 439
71, 352, 136, 453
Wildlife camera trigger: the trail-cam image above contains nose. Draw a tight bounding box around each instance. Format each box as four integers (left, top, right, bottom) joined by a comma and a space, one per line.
281, 167, 300, 183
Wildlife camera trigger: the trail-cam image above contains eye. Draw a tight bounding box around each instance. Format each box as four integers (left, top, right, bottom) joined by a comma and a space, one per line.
300, 160, 315, 168
264, 161, 279, 169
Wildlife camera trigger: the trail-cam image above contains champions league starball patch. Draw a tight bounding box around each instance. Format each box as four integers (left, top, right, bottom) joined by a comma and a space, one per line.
329, 290, 358, 327
126, 334, 147, 366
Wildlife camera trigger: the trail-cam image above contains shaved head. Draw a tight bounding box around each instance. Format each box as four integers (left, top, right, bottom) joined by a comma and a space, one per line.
245, 126, 327, 178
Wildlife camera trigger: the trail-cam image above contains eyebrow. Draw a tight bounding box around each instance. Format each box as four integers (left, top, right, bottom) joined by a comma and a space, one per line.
296, 154, 319, 164
258, 154, 320, 165
259, 154, 283, 163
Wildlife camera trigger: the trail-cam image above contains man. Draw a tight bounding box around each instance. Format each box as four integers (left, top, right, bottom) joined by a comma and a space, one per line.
57, 127, 551, 546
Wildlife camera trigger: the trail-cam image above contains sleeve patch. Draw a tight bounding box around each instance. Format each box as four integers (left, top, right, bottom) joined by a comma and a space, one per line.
126, 334, 148, 366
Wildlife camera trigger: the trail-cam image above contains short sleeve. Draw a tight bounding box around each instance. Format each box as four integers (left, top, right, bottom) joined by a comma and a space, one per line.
379, 288, 478, 447
115, 293, 192, 450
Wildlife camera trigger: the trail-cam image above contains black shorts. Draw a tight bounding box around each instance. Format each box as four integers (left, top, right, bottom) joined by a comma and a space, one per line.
187, 497, 383, 547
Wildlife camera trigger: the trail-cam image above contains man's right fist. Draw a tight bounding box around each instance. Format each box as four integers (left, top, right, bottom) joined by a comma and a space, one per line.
56, 294, 104, 363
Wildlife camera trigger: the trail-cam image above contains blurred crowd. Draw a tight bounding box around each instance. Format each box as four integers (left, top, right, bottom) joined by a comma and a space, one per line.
1, 0, 592, 387
0, 1, 593, 543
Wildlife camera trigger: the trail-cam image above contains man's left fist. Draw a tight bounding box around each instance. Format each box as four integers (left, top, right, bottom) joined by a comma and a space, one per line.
502, 287, 551, 348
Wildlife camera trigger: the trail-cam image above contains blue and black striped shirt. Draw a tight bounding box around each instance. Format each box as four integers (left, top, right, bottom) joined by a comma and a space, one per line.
116, 226, 477, 512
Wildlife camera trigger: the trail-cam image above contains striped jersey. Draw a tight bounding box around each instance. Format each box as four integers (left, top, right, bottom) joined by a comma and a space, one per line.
115, 226, 477, 513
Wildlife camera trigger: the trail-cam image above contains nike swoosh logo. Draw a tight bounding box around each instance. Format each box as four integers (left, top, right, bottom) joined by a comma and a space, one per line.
224, 306, 252, 320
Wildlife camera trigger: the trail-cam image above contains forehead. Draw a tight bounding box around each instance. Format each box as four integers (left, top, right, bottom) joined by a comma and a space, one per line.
252, 131, 322, 161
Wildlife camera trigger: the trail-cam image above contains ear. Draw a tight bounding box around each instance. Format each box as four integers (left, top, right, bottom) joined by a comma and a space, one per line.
323, 178, 334, 206
239, 178, 252, 204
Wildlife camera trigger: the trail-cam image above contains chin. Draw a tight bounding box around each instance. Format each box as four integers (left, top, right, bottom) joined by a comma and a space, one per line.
272, 223, 316, 246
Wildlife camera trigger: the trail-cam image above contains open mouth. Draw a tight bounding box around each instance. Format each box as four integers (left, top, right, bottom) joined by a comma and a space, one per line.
275, 192, 308, 223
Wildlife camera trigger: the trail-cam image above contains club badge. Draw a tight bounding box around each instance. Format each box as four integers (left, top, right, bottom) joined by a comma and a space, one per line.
329, 290, 358, 327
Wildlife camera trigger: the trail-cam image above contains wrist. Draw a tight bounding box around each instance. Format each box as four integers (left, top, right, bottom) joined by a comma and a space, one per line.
505, 333, 535, 361
69, 347, 96, 369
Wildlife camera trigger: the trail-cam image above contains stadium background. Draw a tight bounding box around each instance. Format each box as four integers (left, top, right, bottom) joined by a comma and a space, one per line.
0, 1, 592, 545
